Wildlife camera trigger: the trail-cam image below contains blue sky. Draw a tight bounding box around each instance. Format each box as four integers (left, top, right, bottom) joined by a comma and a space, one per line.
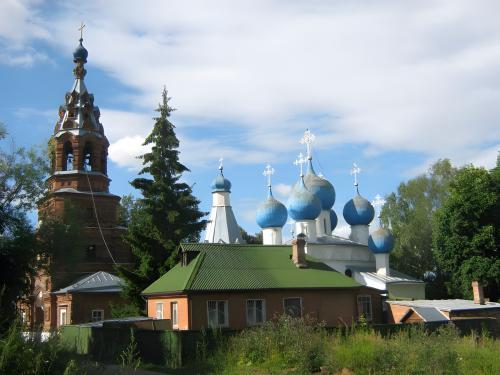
1, 1, 499, 238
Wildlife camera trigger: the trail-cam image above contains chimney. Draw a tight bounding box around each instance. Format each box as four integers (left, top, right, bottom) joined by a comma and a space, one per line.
472, 281, 485, 305
292, 233, 307, 268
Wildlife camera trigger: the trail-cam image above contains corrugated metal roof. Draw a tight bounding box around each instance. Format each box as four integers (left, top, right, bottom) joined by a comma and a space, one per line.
360, 270, 424, 284
53, 271, 122, 294
388, 299, 500, 311
142, 243, 361, 294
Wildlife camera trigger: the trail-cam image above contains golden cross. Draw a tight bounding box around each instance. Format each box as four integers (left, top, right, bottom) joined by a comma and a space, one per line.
78, 22, 86, 39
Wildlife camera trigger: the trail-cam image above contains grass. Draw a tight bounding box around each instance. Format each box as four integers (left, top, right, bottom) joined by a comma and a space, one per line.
196, 316, 500, 374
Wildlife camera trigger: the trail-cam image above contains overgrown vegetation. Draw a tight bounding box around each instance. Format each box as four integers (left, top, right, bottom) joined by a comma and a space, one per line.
197, 317, 499, 374
0, 320, 85, 375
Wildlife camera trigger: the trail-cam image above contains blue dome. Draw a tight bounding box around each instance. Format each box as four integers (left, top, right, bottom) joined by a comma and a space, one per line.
368, 227, 394, 253
73, 38, 88, 63
304, 161, 335, 210
330, 209, 338, 232
211, 173, 231, 192
287, 178, 322, 221
343, 194, 375, 225
256, 189, 288, 228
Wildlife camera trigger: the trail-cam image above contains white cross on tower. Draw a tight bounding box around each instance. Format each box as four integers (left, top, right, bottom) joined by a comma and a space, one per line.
263, 164, 275, 187
350, 163, 361, 187
300, 129, 315, 160
78, 22, 86, 39
218, 157, 224, 172
294, 152, 307, 176
372, 194, 386, 218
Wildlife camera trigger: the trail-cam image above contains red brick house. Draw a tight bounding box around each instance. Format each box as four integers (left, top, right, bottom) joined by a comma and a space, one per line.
142, 236, 382, 330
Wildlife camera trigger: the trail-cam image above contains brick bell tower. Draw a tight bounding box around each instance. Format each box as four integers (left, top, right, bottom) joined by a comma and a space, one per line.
31, 36, 132, 329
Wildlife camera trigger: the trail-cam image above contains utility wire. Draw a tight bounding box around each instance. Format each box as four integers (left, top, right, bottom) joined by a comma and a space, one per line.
85, 169, 117, 265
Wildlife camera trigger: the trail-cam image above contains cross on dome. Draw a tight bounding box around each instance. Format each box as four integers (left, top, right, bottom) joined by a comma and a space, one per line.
294, 152, 307, 176
372, 194, 386, 218
300, 129, 315, 160
263, 164, 275, 187
350, 163, 361, 187
218, 157, 224, 172
78, 22, 86, 40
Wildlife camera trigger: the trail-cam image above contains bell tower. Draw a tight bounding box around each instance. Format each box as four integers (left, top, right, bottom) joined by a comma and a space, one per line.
32, 35, 132, 330
41, 35, 118, 227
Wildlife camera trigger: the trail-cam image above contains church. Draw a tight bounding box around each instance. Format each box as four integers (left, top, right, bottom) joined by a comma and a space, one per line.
25, 35, 423, 331
143, 130, 424, 329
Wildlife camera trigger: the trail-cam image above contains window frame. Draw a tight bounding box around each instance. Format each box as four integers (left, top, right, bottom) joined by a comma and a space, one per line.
246, 299, 266, 326
155, 302, 164, 319
59, 307, 67, 326
171, 302, 178, 328
91, 309, 104, 322
357, 295, 373, 321
283, 297, 303, 318
206, 300, 229, 328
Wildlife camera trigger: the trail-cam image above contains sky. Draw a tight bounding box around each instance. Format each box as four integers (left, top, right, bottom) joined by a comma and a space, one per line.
1, 0, 499, 239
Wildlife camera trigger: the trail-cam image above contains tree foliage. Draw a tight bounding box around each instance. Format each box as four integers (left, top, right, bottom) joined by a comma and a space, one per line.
118, 89, 207, 309
240, 226, 263, 244
0, 124, 48, 330
433, 162, 500, 300
381, 160, 456, 281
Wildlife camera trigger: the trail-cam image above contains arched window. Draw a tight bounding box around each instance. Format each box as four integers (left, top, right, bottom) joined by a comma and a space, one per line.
101, 146, 107, 175
83, 142, 93, 171
63, 141, 73, 171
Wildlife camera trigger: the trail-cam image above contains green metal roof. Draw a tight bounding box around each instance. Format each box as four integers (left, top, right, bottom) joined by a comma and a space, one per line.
142, 243, 360, 295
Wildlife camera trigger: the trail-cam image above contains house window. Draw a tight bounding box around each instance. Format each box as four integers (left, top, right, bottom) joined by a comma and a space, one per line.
207, 300, 228, 328
91, 309, 104, 322
246, 299, 265, 326
59, 307, 67, 326
357, 295, 373, 321
156, 302, 164, 319
171, 302, 178, 328
283, 297, 302, 318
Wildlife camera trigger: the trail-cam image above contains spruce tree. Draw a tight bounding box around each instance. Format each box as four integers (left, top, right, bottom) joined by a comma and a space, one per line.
118, 89, 206, 309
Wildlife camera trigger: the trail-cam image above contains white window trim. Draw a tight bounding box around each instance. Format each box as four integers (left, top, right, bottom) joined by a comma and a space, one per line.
59, 307, 67, 326
156, 302, 164, 319
171, 302, 178, 328
282, 297, 303, 318
206, 300, 229, 328
246, 299, 266, 326
91, 309, 104, 322
357, 295, 373, 321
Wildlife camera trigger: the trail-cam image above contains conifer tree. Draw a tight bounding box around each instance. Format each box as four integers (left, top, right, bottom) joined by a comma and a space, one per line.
118, 89, 206, 310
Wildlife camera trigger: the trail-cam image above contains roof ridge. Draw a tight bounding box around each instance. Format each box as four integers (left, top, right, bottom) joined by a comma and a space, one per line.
184, 252, 205, 290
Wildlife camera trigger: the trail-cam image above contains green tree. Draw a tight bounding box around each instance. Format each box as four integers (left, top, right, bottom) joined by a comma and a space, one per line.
118, 89, 207, 309
433, 162, 500, 301
0, 123, 48, 330
381, 160, 456, 275
240, 226, 263, 244
117, 194, 137, 227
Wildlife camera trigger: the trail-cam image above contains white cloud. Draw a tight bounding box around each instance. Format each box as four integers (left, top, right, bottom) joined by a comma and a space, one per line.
0, 0, 51, 67
273, 183, 292, 199
108, 135, 149, 171
4, 1, 500, 168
